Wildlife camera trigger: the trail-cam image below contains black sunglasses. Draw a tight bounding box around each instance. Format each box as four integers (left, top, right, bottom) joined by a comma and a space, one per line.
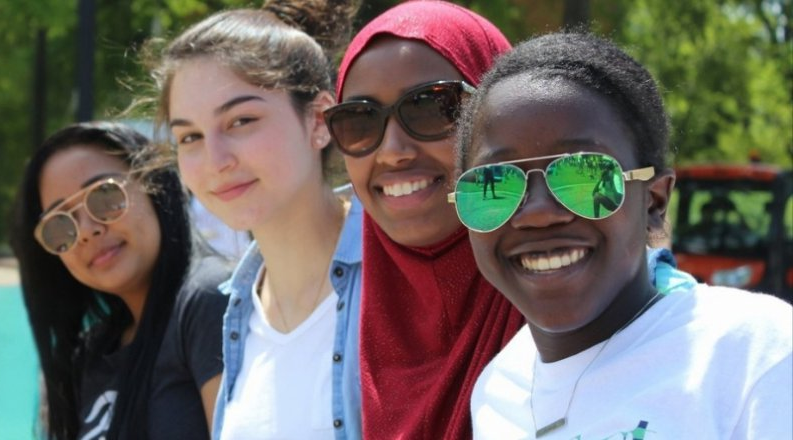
324, 80, 475, 158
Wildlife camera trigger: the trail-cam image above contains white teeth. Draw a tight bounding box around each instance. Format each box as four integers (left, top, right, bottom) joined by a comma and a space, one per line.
520, 248, 587, 272
383, 179, 430, 197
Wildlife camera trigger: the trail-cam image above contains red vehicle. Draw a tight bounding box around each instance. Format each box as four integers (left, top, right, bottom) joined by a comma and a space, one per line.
670, 163, 792, 302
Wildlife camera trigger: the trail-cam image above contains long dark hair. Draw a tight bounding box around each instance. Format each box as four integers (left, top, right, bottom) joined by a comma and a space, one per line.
10, 121, 194, 440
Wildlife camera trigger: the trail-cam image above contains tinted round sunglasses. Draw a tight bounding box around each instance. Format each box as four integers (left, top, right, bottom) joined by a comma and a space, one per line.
35, 177, 129, 254
324, 80, 475, 157
448, 152, 655, 233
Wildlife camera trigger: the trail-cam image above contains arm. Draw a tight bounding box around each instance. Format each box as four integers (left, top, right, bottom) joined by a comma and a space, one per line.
200, 374, 223, 432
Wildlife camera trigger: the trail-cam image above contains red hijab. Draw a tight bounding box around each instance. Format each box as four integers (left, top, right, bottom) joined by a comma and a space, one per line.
338, 2, 524, 438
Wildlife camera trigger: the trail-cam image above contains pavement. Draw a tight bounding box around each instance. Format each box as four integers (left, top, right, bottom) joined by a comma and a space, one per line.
0, 257, 19, 286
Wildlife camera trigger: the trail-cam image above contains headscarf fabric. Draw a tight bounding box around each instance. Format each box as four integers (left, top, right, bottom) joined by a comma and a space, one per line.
338, 2, 523, 438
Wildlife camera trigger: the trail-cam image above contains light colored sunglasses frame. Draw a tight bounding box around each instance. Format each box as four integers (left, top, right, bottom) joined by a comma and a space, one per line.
35, 177, 129, 254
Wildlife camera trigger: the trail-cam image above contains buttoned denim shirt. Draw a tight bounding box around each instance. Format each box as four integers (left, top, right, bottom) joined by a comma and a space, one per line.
212, 194, 363, 440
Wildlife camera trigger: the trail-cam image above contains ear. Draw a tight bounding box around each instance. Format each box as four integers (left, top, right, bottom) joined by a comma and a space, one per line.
646, 167, 675, 231
307, 91, 335, 152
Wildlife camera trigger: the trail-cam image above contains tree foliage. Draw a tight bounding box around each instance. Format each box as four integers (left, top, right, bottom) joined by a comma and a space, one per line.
0, 0, 790, 245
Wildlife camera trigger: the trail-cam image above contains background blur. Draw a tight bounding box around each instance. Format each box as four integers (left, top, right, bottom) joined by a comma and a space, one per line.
0, 0, 791, 250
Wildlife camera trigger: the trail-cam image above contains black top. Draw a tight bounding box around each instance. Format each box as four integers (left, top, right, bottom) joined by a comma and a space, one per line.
76, 257, 230, 440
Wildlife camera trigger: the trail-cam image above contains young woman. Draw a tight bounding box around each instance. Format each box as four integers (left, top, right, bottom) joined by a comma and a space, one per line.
324, 1, 691, 438
452, 32, 793, 438
10, 121, 230, 440
146, 1, 362, 438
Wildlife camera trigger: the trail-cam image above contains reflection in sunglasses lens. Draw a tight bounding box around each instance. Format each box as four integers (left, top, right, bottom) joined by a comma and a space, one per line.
455, 154, 630, 232
41, 214, 78, 254
328, 81, 468, 156
86, 183, 128, 222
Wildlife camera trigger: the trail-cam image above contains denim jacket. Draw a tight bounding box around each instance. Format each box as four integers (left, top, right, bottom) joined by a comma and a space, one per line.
212, 194, 363, 440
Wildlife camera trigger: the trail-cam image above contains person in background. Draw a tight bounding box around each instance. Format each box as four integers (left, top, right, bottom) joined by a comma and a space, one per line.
144, 0, 362, 438
10, 121, 230, 440
324, 1, 692, 438
451, 31, 792, 438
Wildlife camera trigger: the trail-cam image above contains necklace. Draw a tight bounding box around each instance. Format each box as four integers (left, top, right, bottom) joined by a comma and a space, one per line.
256, 197, 346, 332
529, 289, 663, 438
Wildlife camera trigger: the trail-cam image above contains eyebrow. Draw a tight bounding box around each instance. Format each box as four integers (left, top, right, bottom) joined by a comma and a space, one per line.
473, 139, 606, 164
42, 173, 124, 214
169, 95, 265, 128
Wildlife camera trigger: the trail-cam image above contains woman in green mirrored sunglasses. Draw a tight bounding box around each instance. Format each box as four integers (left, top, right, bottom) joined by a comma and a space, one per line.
455, 32, 792, 439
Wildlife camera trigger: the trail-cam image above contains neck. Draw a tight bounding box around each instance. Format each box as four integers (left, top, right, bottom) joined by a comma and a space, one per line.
116, 285, 149, 346
253, 184, 346, 332
531, 263, 657, 362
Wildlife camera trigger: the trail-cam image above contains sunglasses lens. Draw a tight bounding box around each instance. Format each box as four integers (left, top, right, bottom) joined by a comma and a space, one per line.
398, 84, 461, 139
454, 165, 527, 232
546, 154, 625, 219
86, 182, 128, 222
40, 214, 78, 254
328, 105, 383, 156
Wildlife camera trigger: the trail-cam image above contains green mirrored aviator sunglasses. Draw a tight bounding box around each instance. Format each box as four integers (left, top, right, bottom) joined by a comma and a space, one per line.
448, 152, 655, 233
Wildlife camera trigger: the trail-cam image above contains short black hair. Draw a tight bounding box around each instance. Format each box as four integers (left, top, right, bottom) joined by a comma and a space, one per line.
457, 31, 669, 172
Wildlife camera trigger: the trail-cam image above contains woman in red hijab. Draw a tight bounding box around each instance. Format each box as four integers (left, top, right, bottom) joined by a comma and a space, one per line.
325, 2, 524, 438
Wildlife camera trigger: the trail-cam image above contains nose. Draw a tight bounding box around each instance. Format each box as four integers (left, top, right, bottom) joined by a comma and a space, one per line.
509, 171, 575, 229
374, 115, 418, 167
205, 133, 237, 173
75, 208, 105, 244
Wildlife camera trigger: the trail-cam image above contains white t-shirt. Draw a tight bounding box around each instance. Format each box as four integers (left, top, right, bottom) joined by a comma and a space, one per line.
471, 284, 793, 439
219, 266, 337, 440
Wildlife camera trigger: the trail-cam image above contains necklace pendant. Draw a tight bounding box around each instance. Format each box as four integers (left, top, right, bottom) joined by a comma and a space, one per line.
535, 417, 566, 438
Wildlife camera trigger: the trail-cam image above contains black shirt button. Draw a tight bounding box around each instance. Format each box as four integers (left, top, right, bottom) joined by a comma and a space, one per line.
337, 300, 345, 311
230, 332, 239, 341
333, 353, 342, 362
333, 419, 343, 428
333, 267, 344, 277
233, 298, 242, 306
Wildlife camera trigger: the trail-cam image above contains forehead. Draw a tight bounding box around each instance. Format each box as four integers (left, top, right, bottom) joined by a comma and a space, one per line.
168, 58, 280, 118
39, 145, 128, 207
342, 38, 463, 101
472, 74, 636, 164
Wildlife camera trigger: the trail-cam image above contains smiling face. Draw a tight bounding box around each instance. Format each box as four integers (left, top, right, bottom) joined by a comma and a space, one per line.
38, 145, 160, 298
169, 58, 329, 232
341, 38, 464, 247
466, 75, 660, 334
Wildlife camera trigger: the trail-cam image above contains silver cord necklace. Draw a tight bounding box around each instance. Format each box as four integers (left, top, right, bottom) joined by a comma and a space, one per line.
529, 290, 663, 438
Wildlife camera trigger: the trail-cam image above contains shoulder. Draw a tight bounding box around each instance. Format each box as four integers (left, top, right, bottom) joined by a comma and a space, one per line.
691, 284, 792, 331
177, 255, 234, 310
680, 284, 792, 364
476, 325, 535, 391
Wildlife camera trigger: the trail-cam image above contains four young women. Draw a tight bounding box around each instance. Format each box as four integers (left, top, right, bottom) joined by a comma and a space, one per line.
12, 1, 789, 439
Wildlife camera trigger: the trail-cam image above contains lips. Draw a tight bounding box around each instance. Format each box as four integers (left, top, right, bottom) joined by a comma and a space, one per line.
90, 242, 124, 268
211, 180, 257, 202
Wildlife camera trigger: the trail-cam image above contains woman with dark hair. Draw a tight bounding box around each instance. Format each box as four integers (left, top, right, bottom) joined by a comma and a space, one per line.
452, 32, 792, 438
145, 0, 362, 438
10, 121, 230, 440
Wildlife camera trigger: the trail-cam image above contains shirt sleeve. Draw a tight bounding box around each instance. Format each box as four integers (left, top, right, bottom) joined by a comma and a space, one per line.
179, 269, 231, 388
731, 354, 793, 439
